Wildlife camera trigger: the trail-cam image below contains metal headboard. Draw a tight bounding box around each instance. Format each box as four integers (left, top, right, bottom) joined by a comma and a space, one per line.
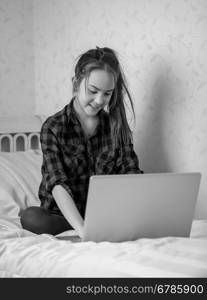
0, 115, 46, 152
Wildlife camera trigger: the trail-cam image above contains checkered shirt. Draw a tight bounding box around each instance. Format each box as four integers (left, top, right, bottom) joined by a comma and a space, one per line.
38, 99, 143, 217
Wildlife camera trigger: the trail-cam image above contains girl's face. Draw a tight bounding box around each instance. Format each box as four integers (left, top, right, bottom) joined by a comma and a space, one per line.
74, 69, 115, 119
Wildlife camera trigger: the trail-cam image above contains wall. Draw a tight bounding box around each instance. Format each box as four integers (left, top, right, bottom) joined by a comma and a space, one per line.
33, 0, 207, 218
0, 0, 207, 218
0, 0, 35, 116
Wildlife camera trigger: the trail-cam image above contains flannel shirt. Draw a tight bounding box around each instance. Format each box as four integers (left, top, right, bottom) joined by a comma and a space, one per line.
39, 99, 143, 217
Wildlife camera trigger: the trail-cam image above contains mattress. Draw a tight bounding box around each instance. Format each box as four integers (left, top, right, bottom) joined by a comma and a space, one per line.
0, 150, 207, 277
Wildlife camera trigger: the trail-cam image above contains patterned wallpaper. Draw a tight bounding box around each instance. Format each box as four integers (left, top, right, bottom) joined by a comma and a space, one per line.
0, 0, 35, 116
0, 0, 207, 218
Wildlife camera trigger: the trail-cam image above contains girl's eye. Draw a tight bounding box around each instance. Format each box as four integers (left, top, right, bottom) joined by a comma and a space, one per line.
88, 89, 112, 97
88, 89, 97, 94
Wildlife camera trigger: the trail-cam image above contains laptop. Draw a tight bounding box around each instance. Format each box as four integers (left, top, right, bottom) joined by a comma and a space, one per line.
81, 172, 201, 242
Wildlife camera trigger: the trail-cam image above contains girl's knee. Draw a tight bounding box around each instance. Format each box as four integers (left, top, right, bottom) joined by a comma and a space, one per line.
20, 206, 43, 231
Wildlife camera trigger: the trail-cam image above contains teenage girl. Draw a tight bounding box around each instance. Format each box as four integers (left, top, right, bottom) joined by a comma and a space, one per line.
20, 47, 143, 237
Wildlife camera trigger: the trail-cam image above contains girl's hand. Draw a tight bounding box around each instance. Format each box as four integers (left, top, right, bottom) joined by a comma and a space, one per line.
52, 185, 84, 239
77, 224, 84, 239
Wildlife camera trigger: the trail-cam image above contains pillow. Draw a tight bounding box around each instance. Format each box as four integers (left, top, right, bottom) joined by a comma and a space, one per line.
0, 150, 42, 228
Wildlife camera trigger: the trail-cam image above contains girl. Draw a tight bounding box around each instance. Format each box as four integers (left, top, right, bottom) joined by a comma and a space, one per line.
20, 47, 143, 237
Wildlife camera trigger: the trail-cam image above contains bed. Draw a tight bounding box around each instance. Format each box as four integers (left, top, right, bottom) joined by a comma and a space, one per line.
0, 116, 207, 278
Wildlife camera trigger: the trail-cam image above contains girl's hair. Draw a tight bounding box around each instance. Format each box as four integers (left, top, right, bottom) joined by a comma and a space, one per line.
72, 46, 135, 148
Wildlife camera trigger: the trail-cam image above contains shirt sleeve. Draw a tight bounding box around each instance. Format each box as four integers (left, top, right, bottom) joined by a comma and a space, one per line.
116, 142, 144, 174
40, 122, 73, 198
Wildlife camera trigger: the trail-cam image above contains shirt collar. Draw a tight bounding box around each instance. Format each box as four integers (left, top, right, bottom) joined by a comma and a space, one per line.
66, 98, 107, 136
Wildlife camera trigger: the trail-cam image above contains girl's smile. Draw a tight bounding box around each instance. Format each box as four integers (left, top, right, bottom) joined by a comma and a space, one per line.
74, 69, 115, 120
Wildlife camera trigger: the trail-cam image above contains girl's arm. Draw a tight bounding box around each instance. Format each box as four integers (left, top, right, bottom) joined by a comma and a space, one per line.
117, 143, 144, 174
40, 122, 84, 237
52, 185, 84, 238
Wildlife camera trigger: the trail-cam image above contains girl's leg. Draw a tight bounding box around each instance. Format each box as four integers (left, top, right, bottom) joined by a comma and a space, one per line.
20, 206, 72, 235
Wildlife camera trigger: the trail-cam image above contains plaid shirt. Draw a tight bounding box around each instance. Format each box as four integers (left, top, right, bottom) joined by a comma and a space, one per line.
39, 99, 143, 217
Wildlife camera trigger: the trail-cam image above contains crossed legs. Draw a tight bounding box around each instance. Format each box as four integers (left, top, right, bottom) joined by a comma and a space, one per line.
20, 206, 72, 235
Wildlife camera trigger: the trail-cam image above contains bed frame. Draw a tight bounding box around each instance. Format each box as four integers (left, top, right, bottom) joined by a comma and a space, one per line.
0, 116, 45, 152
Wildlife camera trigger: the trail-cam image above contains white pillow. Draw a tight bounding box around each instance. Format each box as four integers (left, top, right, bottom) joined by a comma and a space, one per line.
0, 150, 42, 228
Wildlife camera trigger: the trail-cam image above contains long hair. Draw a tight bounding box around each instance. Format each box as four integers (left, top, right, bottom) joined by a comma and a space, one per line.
72, 47, 135, 148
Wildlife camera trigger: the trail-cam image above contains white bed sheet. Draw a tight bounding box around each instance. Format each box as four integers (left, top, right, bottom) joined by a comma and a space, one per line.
0, 150, 41, 227
0, 220, 207, 278
0, 150, 207, 278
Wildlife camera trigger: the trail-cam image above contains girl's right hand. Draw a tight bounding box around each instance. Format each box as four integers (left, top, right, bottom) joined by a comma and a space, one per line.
77, 224, 84, 239
52, 185, 84, 239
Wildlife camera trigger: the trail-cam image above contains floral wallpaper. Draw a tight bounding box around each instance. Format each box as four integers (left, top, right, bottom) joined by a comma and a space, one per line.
0, 0, 35, 116
0, 0, 207, 218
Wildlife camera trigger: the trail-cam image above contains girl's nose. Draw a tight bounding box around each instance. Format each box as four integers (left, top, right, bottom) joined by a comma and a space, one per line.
94, 94, 104, 105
